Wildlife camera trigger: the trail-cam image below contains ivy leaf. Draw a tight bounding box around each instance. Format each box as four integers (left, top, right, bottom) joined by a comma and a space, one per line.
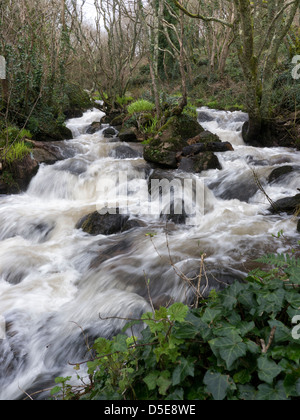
173, 311, 212, 341
268, 320, 291, 344
237, 289, 256, 310
256, 382, 289, 401
257, 288, 285, 314
233, 370, 252, 385
167, 303, 189, 322
157, 371, 172, 396
143, 371, 159, 391
172, 357, 195, 386
144, 370, 172, 396
284, 371, 300, 397
166, 388, 184, 400
209, 334, 247, 370
219, 281, 244, 310
204, 371, 230, 400
285, 266, 300, 285
257, 356, 283, 385
202, 308, 222, 324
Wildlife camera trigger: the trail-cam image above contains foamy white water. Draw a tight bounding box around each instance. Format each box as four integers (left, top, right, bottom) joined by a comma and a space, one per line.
0, 107, 299, 399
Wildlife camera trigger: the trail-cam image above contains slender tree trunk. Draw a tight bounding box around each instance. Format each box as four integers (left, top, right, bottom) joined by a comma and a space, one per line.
1, 79, 8, 110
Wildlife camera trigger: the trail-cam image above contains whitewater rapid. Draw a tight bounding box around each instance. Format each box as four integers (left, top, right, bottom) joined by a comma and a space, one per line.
0, 107, 299, 399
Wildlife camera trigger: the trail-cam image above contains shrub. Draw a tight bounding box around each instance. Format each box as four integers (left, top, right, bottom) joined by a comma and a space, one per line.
0, 126, 32, 148
52, 250, 300, 401
127, 100, 155, 115
116, 96, 134, 108
2, 141, 31, 164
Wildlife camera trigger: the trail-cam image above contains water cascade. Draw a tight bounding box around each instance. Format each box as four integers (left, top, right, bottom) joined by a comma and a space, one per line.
0, 107, 299, 399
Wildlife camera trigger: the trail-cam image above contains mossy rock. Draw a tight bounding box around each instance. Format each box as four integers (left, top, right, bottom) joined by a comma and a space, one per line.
110, 114, 126, 127
119, 128, 138, 142
143, 114, 204, 168
144, 143, 178, 168
33, 121, 73, 142
63, 83, 92, 119
159, 114, 204, 143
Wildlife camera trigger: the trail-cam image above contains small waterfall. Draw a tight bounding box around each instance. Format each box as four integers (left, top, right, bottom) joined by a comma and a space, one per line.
0, 107, 299, 399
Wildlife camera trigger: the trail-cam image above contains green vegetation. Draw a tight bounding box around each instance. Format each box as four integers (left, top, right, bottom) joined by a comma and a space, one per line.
3, 141, 31, 164
52, 250, 300, 401
0, 125, 32, 165
127, 100, 156, 115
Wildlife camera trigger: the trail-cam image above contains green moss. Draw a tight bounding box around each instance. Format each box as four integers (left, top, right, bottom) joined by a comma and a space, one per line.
143, 114, 203, 168
65, 82, 91, 112
159, 114, 203, 143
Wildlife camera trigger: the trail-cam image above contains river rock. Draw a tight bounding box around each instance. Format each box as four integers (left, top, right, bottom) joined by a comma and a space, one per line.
143, 114, 226, 172
182, 141, 234, 156
151, 294, 175, 309
144, 114, 204, 168
118, 128, 138, 142
33, 122, 73, 142
89, 238, 133, 269
103, 127, 118, 138
198, 111, 215, 123
86, 121, 102, 134
0, 140, 65, 194
187, 131, 221, 145
269, 194, 300, 214
185, 267, 246, 300
9, 154, 39, 192
109, 145, 141, 159
208, 169, 260, 203
160, 199, 187, 224
76, 210, 145, 236
268, 165, 300, 184
76, 211, 129, 236
178, 153, 222, 173
30, 141, 65, 165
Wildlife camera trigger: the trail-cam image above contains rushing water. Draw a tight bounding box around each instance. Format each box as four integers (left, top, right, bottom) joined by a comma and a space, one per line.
0, 107, 299, 399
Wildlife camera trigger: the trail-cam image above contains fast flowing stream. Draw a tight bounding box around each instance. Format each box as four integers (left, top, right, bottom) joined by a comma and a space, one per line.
0, 107, 299, 399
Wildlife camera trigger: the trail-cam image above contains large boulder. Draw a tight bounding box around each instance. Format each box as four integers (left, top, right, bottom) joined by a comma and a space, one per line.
63, 82, 92, 119
144, 114, 204, 168
1, 140, 65, 193
143, 114, 228, 173
30, 141, 65, 165
34, 122, 73, 142
8, 154, 39, 192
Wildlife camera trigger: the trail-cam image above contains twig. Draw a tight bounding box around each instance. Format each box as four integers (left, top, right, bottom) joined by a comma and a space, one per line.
22, 387, 54, 401
19, 385, 33, 401
144, 272, 155, 314
196, 253, 207, 307
250, 167, 278, 213
260, 326, 277, 354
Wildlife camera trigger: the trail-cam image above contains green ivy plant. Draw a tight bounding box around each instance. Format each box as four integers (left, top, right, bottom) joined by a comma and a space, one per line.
52, 252, 300, 401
